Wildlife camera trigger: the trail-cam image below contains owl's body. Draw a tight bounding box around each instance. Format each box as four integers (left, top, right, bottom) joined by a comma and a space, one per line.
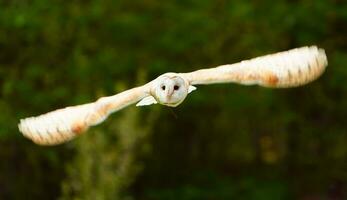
19, 46, 328, 145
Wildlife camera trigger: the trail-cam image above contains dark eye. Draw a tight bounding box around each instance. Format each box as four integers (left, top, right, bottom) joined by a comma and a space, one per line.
174, 85, 179, 90
161, 85, 166, 90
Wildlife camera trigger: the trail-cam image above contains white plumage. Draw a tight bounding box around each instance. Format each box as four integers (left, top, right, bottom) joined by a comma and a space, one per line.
19, 103, 93, 145
18, 46, 328, 145
180, 46, 326, 87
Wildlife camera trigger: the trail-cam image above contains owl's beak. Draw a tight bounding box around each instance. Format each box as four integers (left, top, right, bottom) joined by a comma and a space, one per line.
166, 88, 174, 99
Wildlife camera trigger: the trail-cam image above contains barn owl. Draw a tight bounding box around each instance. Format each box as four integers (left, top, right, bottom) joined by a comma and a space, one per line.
18, 46, 328, 145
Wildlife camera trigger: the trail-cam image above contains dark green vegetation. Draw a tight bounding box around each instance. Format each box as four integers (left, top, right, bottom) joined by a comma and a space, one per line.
1, 0, 347, 199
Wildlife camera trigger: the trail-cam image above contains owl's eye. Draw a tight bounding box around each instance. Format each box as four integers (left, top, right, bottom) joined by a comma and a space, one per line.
161, 85, 166, 90
174, 85, 179, 90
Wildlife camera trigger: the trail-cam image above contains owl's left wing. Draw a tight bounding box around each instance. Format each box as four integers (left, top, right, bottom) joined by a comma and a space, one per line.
18, 85, 150, 145
180, 46, 327, 88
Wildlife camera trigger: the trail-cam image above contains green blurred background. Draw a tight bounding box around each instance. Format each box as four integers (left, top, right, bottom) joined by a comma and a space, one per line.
1, 0, 347, 199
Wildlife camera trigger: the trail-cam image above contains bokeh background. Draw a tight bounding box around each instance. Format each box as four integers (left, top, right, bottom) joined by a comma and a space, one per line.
1, 0, 347, 199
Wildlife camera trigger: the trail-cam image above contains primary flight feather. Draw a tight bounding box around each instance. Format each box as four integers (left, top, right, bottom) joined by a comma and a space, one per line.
18, 46, 327, 145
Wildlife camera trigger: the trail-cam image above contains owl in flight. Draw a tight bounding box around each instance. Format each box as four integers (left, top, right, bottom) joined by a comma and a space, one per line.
18, 46, 328, 145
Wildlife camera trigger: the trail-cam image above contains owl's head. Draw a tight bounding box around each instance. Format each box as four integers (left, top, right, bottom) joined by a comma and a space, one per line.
137, 73, 196, 107
153, 73, 189, 107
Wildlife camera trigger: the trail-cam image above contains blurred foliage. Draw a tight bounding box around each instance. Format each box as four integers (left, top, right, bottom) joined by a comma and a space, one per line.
60, 104, 160, 200
1, 0, 347, 199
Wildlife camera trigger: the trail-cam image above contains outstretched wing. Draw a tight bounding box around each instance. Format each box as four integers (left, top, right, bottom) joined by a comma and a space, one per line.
18, 86, 150, 145
180, 46, 327, 87
18, 46, 328, 145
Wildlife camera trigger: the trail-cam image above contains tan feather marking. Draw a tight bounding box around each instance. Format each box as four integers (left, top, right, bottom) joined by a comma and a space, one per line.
72, 122, 87, 135
36, 133, 45, 144
307, 63, 311, 73
315, 56, 320, 69
287, 70, 292, 81
247, 74, 257, 81
298, 68, 302, 77
45, 127, 55, 144
99, 103, 112, 116
56, 127, 66, 141
264, 73, 279, 86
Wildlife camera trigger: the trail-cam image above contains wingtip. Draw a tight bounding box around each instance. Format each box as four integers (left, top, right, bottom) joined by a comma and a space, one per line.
18, 118, 28, 136
318, 48, 328, 67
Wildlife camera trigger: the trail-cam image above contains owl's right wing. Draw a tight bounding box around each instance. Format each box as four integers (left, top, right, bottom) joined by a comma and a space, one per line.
180, 46, 327, 88
18, 85, 150, 145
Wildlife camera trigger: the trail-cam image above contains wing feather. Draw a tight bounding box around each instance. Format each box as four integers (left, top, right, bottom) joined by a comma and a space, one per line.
18, 46, 328, 146
181, 46, 327, 87
18, 86, 149, 145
